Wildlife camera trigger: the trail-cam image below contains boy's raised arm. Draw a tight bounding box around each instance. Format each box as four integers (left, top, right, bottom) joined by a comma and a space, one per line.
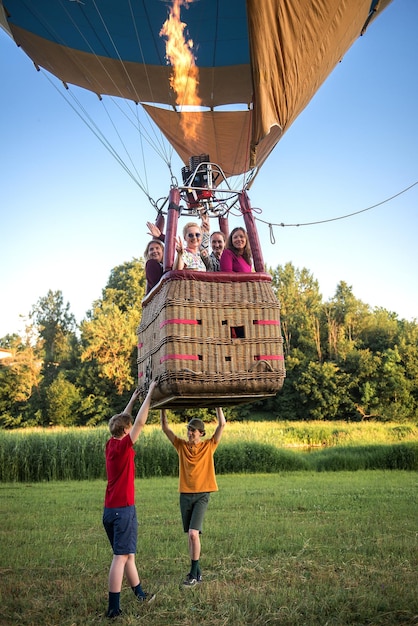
123, 388, 141, 416
130, 381, 157, 444
213, 407, 226, 443
160, 409, 176, 443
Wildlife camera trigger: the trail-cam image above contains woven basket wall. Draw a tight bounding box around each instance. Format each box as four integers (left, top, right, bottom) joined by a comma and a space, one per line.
137, 271, 285, 408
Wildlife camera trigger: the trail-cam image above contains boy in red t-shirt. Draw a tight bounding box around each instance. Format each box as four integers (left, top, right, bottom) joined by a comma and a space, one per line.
103, 381, 156, 618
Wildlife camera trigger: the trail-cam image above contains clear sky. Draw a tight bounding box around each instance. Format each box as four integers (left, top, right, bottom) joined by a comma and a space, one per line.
1, 0, 417, 339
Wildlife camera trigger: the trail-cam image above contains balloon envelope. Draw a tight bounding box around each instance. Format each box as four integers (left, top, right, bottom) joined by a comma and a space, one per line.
1, 0, 392, 178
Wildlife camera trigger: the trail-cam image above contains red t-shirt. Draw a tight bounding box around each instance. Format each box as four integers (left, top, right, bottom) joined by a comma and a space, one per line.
104, 435, 135, 508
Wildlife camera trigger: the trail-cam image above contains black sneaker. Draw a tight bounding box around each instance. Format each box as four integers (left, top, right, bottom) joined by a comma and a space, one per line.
106, 608, 122, 619
182, 573, 198, 587
137, 592, 156, 603
197, 574, 203, 583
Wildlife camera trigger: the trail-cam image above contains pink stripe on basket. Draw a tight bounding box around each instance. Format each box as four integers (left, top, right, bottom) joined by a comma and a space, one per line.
160, 354, 200, 363
160, 319, 199, 328
253, 320, 280, 325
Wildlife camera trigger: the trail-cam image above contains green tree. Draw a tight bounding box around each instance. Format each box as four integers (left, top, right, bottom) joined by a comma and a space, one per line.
80, 259, 145, 398
342, 348, 382, 420
397, 319, 418, 416
81, 301, 139, 394
271, 352, 309, 420
26, 290, 80, 425
358, 307, 399, 353
376, 347, 414, 421
30, 290, 78, 367
102, 257, 146, 311
45, 372, 81, 426
324, 282, 370, 360
293, 361, 348, 421
0, 332, 43, 427
270, 263, 323, 360
74, 360, 114, 425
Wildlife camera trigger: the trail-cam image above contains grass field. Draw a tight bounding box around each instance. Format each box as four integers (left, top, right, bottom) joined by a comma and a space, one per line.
0, 471, 417, 625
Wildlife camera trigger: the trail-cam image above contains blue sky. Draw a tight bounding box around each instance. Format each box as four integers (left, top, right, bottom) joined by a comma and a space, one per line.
1, 0, 417, 339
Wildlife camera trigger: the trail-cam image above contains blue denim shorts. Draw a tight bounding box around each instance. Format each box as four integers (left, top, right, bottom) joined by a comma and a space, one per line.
103, 505, 138, 555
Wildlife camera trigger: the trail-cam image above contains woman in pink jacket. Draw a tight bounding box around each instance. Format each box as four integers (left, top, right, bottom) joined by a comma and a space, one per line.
220, 227, 253, 273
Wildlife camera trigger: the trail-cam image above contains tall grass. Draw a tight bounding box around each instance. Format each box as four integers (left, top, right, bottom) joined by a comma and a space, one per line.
0, 472, 416, 625
215, 419, 418, 447
0, 428, 109, 481
0, 422, 417, 482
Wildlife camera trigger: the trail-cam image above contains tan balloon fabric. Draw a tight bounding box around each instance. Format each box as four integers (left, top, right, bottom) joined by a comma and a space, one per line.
6, 0, 392, 178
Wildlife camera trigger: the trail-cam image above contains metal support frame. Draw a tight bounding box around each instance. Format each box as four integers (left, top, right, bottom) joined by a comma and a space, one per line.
238, 191, 265, 272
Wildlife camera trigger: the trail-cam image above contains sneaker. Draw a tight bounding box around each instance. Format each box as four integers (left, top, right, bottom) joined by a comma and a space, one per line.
137, 592, 156, 603
106, 608, 122, 619
182, 573, 198, 587
197, 574, 203, 583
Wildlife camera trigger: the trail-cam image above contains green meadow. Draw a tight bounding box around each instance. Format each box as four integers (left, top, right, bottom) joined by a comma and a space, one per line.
0, 474, 417, 625
0, 421, 417, 624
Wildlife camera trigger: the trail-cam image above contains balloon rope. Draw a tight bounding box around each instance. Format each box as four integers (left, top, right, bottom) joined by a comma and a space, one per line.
254, 180, 418, 228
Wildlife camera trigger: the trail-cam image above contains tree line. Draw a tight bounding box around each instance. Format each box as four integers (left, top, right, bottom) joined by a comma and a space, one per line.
0, 259, 417, 428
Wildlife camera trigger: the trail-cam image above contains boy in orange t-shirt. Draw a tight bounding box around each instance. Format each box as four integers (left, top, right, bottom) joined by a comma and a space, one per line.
160, 407, 226, 586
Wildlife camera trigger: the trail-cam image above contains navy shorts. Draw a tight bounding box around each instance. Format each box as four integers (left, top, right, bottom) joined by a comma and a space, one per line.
103, 505, 138, 555
180, 492, 210, 533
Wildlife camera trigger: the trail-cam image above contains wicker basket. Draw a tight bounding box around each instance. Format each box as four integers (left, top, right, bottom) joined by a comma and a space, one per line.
137, 271, 285, 408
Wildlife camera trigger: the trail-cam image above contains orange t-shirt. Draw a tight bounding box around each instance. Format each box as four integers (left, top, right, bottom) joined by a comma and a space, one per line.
173, 436, 219, 493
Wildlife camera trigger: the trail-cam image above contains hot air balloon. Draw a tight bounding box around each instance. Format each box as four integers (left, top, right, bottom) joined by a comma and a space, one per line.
0, 0, 392, 407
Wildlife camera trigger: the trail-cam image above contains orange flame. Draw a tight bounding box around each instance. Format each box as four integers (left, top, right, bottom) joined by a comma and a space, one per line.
160, 0, 202, 140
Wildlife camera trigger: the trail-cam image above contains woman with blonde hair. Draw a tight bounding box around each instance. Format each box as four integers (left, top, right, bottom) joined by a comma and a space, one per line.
174, 222, 207, 271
